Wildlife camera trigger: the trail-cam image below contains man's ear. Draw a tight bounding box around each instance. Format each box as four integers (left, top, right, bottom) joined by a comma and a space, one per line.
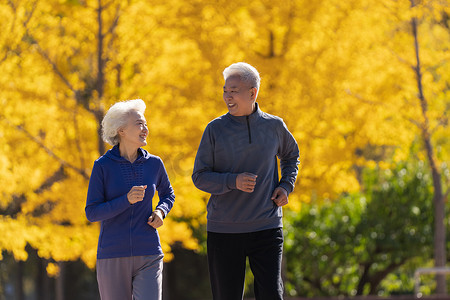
250, 87, 258, 100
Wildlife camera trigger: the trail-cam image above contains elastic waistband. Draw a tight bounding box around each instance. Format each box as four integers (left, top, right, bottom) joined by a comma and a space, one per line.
206, 216, 282, 234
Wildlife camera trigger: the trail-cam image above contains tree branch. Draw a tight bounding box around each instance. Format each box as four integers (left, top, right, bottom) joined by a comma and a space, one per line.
1, 0, 37, 65
104, 3, 121, 66
430, 113, 449, 135
32, 40, 76, 93
22, 0, 38, 28
1, 166, 67, 217
0, 116, 89, 180
368, 259, 406, 294
280, 0, 295, 57
408, 117, 422, 129
302, 275, 325, 295
106, 4, 121, 37
72, 106, 86, 171
345, 89, 386, 106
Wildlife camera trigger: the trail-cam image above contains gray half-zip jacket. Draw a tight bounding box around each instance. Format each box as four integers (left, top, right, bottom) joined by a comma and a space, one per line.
192, 103, 300, 233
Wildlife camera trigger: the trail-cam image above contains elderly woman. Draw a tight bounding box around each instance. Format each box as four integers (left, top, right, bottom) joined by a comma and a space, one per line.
86, 99, 174, 300
192, 62, 299, 300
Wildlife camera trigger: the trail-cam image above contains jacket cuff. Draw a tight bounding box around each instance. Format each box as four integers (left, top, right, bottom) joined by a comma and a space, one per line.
226, 173, 238, 190
278, 181, 293, 194
155, 207, 167, 219
124, 194, 132, 206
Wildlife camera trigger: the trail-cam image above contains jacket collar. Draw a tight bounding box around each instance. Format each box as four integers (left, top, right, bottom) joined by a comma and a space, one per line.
105, 144, 148, 162
226, 102, 262, 124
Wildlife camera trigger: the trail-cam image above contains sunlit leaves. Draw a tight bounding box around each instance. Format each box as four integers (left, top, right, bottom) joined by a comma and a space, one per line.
0, 0, 448, 277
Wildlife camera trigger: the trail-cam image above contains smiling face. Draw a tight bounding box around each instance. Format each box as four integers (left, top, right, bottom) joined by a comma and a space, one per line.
223, 75, 257, 116
118, 110, 148, 148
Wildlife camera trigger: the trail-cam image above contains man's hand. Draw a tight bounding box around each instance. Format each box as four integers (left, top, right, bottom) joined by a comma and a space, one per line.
148, 209, 164, 229
271, 187, 288, 207
236, 172, 257, 193
127, 185, 147, 204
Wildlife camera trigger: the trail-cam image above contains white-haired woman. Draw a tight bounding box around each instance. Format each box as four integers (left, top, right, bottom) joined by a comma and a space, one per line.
192, 62, 300, 299
86, 99, 175, 300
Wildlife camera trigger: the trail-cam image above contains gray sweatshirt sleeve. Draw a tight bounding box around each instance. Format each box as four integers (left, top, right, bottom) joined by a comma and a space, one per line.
192, 124, 238, 195
277, 120, 300, 194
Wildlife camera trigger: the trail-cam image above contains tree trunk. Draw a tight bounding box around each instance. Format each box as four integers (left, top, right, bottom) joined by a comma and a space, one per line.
95, 110, 105, 155
37, 257, 51, 300
162, 263, 170, 300
15, 260, 24, 300
96, 0, 105, 156
356, 262, 372, 295
410, 1, 446, 294
56, 262, 65, 300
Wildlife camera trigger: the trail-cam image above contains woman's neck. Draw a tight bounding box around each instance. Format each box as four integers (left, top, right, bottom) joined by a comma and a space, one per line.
119, 143, 139, 163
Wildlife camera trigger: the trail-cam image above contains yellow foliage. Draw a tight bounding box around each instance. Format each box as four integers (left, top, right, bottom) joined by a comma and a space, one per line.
46, 262, 60, 277
0, 0, 448, 269
0, 217, 30, 261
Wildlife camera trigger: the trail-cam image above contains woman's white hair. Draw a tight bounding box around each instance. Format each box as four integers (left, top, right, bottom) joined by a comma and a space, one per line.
223, 62, 261, 93
101, 99, 146, 146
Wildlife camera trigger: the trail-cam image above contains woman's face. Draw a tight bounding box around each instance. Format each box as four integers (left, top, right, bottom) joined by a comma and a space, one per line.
119, 110, 148, 148
223, 75, 257, 116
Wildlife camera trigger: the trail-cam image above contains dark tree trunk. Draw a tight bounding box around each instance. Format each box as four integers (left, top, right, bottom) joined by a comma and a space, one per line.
37, 257, 51, 300
96, 0, 105, 156
410, 0, 446, 294
56, 262, 65, 300
15, 260, 24, 300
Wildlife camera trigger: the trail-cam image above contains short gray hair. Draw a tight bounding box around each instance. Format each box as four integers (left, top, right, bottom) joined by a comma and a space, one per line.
223, 62, 261, 92
101, 99, 146, 146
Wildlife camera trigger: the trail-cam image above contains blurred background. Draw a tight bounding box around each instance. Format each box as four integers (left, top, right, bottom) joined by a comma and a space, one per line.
0, 0, 449, 299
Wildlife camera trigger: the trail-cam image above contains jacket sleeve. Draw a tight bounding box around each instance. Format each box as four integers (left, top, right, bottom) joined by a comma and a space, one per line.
85, 161, 131, 222
155, 158, 175, 218
277, 120, 300, 194
192, 124, 238, 195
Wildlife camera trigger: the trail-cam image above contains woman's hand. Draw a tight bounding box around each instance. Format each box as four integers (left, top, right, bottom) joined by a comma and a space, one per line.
127, 185, 147, 204
148, 209, 164, 229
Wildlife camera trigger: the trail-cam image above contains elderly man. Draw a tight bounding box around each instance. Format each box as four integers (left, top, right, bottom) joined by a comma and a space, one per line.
192, 62, 300, 300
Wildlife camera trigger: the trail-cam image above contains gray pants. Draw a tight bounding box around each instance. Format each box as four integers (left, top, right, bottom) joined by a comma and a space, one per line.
96, 254, 164, 300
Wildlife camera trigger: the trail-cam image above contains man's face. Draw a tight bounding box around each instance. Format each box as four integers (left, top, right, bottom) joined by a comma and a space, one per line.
223, 75, 257, 117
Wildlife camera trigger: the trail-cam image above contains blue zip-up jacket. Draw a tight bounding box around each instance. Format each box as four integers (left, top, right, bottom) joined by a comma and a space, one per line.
85, 145, 175, 259
192, 103, 299, 233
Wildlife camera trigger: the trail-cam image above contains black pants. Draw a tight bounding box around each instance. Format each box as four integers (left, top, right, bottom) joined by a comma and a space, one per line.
207, 228, 284, 300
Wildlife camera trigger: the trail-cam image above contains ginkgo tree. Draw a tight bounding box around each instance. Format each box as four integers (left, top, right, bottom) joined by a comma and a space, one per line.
0, 0, 449, 297
0, 0, 204, 270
